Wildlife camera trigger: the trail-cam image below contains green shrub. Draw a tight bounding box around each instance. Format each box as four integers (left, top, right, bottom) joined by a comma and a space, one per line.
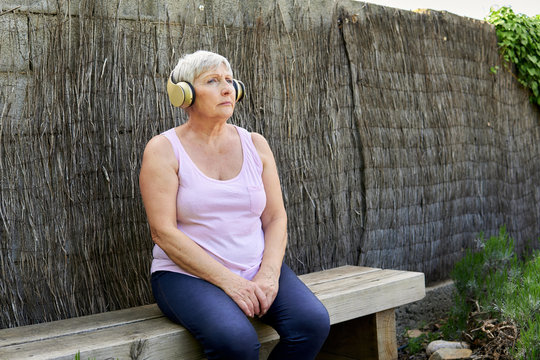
74, 352, 98, 360
500, 254, 540, 359
444, 227, 517, 337
406, 333, 427, 354
445, 226, 540, 359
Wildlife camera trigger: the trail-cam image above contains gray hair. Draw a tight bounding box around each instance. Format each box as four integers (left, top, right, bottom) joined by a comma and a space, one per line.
170, 50, 232, 84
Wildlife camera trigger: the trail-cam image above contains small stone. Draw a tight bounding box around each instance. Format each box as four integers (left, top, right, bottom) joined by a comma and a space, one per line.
428, 348, 473, 360
426, 340, 470, 355
407, 329, 424, 338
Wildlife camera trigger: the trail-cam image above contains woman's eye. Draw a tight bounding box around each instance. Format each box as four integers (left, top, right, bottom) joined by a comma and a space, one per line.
226, 79, 233, 84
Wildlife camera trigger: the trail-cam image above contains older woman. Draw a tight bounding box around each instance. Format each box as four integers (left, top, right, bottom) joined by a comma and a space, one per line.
139, 50, 329, 359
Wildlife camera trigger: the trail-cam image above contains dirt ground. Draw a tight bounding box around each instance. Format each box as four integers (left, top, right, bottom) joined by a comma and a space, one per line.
397, 314, 518, 360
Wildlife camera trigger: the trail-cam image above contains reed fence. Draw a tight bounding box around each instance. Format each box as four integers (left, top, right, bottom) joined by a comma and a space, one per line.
1, 0, 539, 328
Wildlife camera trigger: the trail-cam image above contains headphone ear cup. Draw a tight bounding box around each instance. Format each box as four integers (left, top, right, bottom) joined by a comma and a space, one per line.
233, 79, 245, 103
167, 77, 196, 108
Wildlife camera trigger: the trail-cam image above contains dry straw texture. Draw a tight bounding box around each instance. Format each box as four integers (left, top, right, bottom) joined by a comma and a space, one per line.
1, 0, 539, 328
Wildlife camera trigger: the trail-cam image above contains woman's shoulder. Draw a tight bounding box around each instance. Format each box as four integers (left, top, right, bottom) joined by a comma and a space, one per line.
247, 131, 274, 166
142, 130, 178, 165
249, 131, 268, 148
145, 132, 173, 151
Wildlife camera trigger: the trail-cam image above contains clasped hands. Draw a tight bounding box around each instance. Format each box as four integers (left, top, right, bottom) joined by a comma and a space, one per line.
222, 268, 279, 318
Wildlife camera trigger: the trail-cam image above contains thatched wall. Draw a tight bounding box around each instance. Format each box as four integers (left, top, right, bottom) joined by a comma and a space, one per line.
1, 0, 539, 328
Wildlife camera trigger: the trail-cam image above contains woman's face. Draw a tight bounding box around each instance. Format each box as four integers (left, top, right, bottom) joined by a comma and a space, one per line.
190, 62, 236, 121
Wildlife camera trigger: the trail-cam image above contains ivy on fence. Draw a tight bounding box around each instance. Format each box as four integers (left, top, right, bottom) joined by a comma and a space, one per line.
487, 6, 540, 106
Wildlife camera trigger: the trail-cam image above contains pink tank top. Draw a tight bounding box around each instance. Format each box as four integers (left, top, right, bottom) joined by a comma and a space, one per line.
150, 125, 266, 280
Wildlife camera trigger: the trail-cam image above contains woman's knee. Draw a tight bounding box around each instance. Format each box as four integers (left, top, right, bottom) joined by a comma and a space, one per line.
299, 302, 331, 340
202, 321, 261, 360
266, 303, 330, 360
271, 265, 331, 342
312, 303, 331, 338
280, 300, 330, 344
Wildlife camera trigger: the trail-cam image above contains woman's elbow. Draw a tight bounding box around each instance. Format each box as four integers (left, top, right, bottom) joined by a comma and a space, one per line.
149, 226, 175, 249
262, 211, 287, 232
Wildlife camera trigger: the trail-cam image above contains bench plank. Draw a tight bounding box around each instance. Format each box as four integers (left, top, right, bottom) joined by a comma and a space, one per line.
313, 269, 425, 324
0, 266, 425, 360
1, 318, 196, 360
0, 304, 162, 348
297, 265, 380, 285
0, 316, 281, 360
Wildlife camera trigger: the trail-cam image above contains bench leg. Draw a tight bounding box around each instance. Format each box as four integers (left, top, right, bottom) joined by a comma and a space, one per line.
316, 309, 398, 360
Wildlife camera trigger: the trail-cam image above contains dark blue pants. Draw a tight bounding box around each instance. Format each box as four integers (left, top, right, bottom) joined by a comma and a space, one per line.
151, 263, 330, 360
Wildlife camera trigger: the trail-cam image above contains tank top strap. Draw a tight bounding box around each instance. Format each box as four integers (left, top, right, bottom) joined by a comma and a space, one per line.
160, 128, 182, 165
234, 126, 263, 175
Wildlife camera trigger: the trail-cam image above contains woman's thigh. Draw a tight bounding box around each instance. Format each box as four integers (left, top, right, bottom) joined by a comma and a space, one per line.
151, 271, 260, 360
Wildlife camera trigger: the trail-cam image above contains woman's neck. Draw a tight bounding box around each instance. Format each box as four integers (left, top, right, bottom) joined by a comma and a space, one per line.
182, 119, 231, 145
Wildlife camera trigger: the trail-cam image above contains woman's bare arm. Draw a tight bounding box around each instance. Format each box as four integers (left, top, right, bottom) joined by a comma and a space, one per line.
250, 132, 288, 316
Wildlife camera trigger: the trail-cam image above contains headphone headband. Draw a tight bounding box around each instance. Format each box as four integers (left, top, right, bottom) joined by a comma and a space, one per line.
167, 76, 245, 108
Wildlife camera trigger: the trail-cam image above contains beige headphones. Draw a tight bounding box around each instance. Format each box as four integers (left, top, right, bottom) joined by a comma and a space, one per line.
167, 76, 245, 108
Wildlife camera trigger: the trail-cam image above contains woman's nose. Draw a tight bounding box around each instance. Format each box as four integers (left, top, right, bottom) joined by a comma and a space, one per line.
221, 81, 233, 95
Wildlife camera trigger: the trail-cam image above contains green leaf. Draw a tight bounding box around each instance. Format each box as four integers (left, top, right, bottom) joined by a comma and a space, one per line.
487, 6, 540, 109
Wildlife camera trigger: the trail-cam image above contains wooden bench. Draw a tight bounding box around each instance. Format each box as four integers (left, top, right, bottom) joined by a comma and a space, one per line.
0, 266, 425, 360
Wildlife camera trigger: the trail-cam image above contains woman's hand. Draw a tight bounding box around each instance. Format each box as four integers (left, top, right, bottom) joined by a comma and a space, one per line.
221, 274, 268, 318
252, 266, 280, 316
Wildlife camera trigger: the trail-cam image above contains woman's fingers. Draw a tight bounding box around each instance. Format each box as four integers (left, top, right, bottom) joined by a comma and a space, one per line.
236, 298, 254, 318
248, 288, 261, 317
251, 271, 279, 316
239, 280, 272, 317
223, 276, 265, 317
254, 285, 269, 316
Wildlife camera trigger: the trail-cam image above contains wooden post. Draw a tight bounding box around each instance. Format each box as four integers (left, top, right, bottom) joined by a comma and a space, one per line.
316, 309, 398, 360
